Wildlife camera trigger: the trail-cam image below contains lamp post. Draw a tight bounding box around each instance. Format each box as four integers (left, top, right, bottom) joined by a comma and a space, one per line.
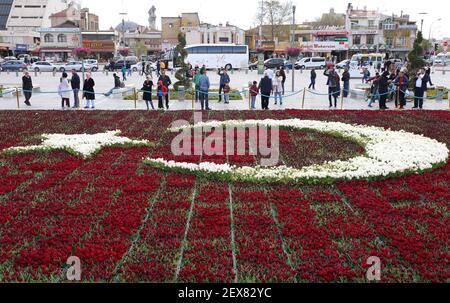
418, 12, 428, 33
429, 18, 442, 40
291, 5, 296, 92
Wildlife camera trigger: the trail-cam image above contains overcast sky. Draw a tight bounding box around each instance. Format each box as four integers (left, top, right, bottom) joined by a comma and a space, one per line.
82, 0, 449, 39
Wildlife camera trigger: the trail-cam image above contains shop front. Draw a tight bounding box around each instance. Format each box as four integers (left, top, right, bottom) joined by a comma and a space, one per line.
82, 40, 115, 62
300, 41, 349, 62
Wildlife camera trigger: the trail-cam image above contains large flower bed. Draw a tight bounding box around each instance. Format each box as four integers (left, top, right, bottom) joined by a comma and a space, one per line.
0, 110, 448, 283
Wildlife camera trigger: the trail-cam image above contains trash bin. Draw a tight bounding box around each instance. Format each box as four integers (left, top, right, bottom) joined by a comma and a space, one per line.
178, 86, 185, 101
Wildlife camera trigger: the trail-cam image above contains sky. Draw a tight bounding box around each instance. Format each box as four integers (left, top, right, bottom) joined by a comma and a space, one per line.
82, 0, 449, 39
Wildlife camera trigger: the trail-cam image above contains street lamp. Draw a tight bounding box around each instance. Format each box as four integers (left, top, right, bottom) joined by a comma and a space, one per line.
418, 12, 428, 33
429, 18, 442, 40
291, 5, 296, 92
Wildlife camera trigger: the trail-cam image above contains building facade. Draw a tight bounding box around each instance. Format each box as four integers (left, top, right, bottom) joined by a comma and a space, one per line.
82, 31, 117, 61
345, 3, 384, 54
161, 13, 200, 51
80, 7, 99, 31
0, 0, 69, 55
381, 14, 417, 59
183, 22, 245, 45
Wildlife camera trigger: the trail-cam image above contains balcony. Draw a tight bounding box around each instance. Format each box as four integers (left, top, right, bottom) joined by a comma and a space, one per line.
398, 24, 417, 30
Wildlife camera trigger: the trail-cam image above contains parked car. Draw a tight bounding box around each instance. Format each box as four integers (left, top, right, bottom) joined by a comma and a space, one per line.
3, 56, 17, 61
105, 59, 138, 71
295, 57, 326, 70
248, 61, 258, 70
0, 60, 28, 71
131, 61, 156, 72
283, 60, 294, 70
84, 59, 99, 71
264, 58, 285, 69
30, 61, 58, 72
58, 61, 92, 72
336, 59, 350, 69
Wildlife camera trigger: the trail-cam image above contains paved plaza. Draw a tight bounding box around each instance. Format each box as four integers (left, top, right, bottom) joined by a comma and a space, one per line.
1, 68, 449, 111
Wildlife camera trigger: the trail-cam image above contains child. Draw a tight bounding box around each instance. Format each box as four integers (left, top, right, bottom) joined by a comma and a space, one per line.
223, 82, 231, 104
157, 80, 168, 110
249, 81, 258, 110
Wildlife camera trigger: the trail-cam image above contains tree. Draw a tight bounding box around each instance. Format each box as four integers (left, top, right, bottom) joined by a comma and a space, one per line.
311, 9, 345, 28
133, 42, 148, 59
408, 31, 426, 73
255, 0, 293, 41
173, 33, 191, 91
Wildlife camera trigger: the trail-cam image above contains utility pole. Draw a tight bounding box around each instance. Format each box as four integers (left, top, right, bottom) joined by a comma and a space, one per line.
291, 5, 296, 92
258, 0, 263, 48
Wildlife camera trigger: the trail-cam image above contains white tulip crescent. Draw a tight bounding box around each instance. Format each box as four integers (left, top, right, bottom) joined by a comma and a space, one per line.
144, 119, 449, 184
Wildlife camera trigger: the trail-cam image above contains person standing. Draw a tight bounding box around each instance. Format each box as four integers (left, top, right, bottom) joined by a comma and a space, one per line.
309, 69, 317, 90
279, 67, 286, 95
83, 73, 95, 109
273, 71, 283, 105
362, 67, 370, 83
141, 60, 146, 76
121, 65, 127, 81
368, 73, 380, 108
126, 61, 132, 77
258, 71, 272, 110
378, 71, 390, 110
223, 82, 231, 104
158, 70, 172, 109
198, 68, 211, 111
58, 72, 71, 109
70, 69, 80, 108
249, 81, 259, 110
413, 70, 425, 109
324, 67, 339, 108
193, 66, 200, 103
394, 70, 409, 110
156, 80, 167, 110
156, 59, 161, 77
342, 68, 350, 98
218, 68, 230, 103
104, 73, 122, 97
22, 71, 33, 106
142, 75, 155, 110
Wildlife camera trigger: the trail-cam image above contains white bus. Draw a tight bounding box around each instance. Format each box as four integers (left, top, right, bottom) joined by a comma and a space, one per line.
185, 44, 249, 70
434, 52, 450, 66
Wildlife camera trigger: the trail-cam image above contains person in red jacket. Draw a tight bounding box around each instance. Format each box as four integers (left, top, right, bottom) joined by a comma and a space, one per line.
157, 80, 169, 110
249, 81, 258, 110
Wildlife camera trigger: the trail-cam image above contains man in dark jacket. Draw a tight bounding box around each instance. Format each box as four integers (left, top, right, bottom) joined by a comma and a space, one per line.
378, 71, 390, 110
71, 69, 80, 108
218, 68, 231, 103
22, 71, 33, 106
394, 71, 409, 109
258, 72, 272, 110
324, 68, 340, 108
308, 69, 317, 90
158, 70, 172, 109
341, 68, 350, 98
104, 73, 122, 97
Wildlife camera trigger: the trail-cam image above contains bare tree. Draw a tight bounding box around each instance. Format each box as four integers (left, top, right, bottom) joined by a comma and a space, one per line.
255, 0, 293, 41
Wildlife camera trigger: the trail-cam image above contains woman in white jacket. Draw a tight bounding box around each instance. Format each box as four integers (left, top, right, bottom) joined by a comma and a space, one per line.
58, 72, 71, 109
273, 71, 283, 105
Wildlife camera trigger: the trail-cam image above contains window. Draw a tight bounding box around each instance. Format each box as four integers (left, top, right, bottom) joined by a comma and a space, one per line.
312, 58, 325, 63
366, 35, 375, 45
208, 46, 222, 54
168, 23, 173, 28
233, 46, 247, 54
219, 37, 229, 43
353, 35, 361, 45
196, 46, 207, 54
385, 37, 393, 47
44, 34, 54, 43
57, 34, 67, 43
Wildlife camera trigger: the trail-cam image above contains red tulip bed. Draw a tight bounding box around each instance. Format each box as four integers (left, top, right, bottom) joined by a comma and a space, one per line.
0, 110, 448, 283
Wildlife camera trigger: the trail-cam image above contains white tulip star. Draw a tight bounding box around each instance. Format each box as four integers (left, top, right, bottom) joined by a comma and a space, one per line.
3, 130, 152, 158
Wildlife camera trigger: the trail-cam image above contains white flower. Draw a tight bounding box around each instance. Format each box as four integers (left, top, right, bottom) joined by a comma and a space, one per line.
3, 130, 151, 158
146, 119, 449, 184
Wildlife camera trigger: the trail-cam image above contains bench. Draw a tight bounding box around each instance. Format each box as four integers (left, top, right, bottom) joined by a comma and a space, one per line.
108, 85, 136, 99
350, 88, 369, 99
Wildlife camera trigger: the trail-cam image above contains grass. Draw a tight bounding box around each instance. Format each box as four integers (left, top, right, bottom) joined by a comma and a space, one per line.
124, 89, 243, 101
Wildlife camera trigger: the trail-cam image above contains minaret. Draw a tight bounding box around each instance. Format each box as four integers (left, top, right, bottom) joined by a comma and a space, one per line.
148, 5, 156, 29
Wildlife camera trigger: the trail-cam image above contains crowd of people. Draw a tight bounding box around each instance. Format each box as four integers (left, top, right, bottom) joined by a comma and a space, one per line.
19, 59, 437, 111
